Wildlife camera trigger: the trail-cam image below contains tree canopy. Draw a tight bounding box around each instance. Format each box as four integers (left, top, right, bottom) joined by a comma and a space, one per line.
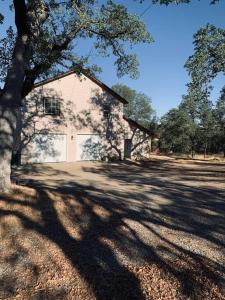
151, 0, 219, 4
185, 24, 225, 90
214, 87, 225, 155
0, 1, 153, 99
160, 19, 225, 158
159, 86, 225, 157
112, 84, 155, 128
0, 0, 220, 100
160, 108, 195, 154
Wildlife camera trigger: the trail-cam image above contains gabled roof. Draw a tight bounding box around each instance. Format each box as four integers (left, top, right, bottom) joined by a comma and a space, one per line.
34, 69, 128, 104
123, 116, 153, 136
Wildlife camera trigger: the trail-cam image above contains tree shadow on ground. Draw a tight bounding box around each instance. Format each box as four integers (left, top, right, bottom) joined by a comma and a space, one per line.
0, 159, 225, 299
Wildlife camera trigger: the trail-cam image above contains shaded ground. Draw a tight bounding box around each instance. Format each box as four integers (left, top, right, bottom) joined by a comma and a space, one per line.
0, 157, 225, 299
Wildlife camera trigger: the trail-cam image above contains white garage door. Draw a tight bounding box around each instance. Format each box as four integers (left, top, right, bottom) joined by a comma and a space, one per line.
76, 134, 105, 161
30, 134, 67, 163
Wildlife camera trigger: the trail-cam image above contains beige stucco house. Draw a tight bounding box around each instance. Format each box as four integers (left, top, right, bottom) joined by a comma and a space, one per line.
15, 70, 152, 164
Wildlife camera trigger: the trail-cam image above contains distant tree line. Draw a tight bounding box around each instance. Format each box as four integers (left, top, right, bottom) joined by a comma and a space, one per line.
159, 24, 225, 157
159, 87, 225, 157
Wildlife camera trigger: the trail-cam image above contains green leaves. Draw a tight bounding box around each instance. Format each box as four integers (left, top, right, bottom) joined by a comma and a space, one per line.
0, 26, 15, 83
112, 84, 155, 127
0, 0, 152, 94
180, 22, 225, 155
91, 1, 152, 78
185, 24, 225, 87
151, 0, 218, 5
40, 0, 152, 80
152, 0, 190, 5
0, 13, 4, 24
160, 108, 194, 153
214, 87, 225, 154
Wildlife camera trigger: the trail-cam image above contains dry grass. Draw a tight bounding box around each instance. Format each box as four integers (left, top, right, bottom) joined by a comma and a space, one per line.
0, 159, 225, 299
157, 153, 225, 163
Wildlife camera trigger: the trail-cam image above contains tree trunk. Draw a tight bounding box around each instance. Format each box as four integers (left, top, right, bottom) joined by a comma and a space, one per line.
0, 34, 30, 191
0, 1, 49, 191
0, 105, 17, 191
191, 145, 194, 159
204, 143, 207, 159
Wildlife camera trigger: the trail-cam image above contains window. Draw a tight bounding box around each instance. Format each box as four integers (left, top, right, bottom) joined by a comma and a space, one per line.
43, 97, 60, 115
103, 104, 110, 118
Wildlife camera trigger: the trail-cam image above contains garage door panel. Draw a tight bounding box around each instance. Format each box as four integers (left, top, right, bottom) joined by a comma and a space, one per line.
76, 134, 105, 161
31, 134, 67, 163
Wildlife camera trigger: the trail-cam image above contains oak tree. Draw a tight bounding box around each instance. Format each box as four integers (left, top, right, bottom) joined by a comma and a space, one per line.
0, 0, 151, 190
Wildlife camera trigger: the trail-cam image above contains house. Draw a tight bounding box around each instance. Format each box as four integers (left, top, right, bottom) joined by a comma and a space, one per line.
15, 70, 152, 164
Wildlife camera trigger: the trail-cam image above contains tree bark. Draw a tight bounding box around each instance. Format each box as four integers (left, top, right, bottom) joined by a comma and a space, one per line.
0, 33, 30, 191
191, 141, 195, 159
0, 0, 49, 191
204, 142, 207, 159
0, 105, 17, 191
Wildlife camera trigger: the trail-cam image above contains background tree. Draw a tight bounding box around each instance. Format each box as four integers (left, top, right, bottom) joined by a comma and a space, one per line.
152, 0, 219, 4
160, 85, 217, 157
161, 22, 225, 158
198, 97, 214, 157
159, 108, 194, 154
112, 84, 156, 128
181, 83, 215, 157
179, 87, 200, 157
214, 87, 225, 156
185, 23, 225, 117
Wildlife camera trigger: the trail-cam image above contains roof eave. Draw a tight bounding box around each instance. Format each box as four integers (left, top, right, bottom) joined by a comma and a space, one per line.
123, 116, 153, 136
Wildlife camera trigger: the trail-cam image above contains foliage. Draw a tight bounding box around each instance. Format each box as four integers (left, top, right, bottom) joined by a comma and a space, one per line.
159, 4, 223, 157
112, 84, 155, 127
185, 24, 225, 88
0, 13, 4, 24
161, 22, 225, 157
0, 1, 152, 97
159, 108, 194, 153
151, 0, 219, 4
0, 0, 220, 97
159, 83, 225, 156
0, 27, 15, 82
214, 87, 225, 156
198, 97, 214, 153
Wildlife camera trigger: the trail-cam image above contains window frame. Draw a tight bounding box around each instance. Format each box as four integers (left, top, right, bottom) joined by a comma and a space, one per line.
43, 97, 61, 116
103, 104, 110, 119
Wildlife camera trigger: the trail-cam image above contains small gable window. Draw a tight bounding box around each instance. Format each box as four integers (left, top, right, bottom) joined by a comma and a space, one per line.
43, 97, 60, 116
103, 104, 110, 118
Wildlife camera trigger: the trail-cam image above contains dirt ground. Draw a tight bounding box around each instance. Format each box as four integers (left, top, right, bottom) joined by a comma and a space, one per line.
0, 156, 225, 299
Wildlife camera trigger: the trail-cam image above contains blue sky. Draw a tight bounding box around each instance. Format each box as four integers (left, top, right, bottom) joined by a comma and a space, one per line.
93, 0, 225, 117
1, 1, 225, 117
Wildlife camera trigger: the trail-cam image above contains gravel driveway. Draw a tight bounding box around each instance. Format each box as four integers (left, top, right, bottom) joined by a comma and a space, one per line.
1, 157, 225, 299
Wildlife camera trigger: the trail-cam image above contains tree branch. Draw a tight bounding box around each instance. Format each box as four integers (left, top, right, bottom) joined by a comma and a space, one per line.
22, 29, 81, 97
14, 0, 29, 35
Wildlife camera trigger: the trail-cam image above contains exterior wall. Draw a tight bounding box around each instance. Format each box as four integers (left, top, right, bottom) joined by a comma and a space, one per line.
123, 122, 152, 160
131, 132, 152, 159
20, 73, 127, 163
